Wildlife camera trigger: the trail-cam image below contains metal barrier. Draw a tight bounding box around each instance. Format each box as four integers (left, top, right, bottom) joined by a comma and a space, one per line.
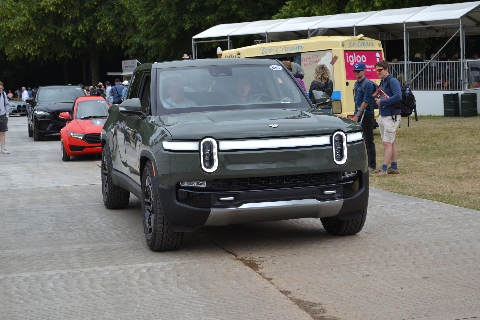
389, 61, 480, 91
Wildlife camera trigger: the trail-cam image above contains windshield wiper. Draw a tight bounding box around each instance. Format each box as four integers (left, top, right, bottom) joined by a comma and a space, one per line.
80, 115, 106, 119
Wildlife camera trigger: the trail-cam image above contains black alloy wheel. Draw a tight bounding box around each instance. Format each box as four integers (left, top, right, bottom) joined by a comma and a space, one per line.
142, 161, 183, 252
101, 146, 130, 209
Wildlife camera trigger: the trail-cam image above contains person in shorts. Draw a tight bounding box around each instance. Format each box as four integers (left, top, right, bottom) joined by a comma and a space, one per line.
373, 60, 402, 176
0, 81, 11, 154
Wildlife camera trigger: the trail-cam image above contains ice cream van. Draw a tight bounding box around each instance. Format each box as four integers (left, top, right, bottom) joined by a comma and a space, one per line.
221, 34, 384, 119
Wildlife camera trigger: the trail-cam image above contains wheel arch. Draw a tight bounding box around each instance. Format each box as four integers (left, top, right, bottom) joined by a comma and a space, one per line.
140, 151, 158, 184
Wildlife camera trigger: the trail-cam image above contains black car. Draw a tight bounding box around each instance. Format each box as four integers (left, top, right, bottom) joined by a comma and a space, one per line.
27, 86, 85, 141
101, 59, 369, 252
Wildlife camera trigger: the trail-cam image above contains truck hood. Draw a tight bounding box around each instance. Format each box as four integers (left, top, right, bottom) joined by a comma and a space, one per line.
36, 102, 73, 112
161, 109, 360, 140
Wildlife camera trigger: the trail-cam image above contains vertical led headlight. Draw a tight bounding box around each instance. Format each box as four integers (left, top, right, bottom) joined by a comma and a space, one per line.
200, 138, 218, 173
332, 131, 347, 165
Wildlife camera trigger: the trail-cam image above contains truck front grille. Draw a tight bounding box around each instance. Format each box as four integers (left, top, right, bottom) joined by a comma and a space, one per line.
212, 172, 343, 191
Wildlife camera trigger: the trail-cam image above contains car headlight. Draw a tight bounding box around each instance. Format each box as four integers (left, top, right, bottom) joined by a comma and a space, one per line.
68, 132, 85, 140
34, 110, 50, 115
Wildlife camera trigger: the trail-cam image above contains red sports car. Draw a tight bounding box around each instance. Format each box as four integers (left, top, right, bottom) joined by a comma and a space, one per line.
60, 96, 110, 161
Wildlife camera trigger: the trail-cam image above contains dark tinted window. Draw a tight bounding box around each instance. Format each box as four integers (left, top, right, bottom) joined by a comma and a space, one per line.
37, 87, 85, 102
128, 72, 143, 99
139, 74, 151, 114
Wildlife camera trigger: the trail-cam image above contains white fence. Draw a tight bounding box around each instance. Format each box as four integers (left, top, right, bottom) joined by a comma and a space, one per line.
389, 61, 480, 91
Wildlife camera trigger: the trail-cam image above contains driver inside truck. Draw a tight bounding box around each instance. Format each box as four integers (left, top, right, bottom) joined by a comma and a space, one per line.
162, 77, 197, 108
231, 76, 251, 103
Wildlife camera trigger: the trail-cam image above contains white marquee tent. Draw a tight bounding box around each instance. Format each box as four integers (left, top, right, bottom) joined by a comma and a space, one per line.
192, 1, 480, 89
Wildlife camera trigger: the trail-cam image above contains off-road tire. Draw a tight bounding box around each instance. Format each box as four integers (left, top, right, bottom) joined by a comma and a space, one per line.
28, 123, 33, 137
61, 142, 70, 161
101, 146, 130, 209
142, 161, 183, 252
321, 208, 367, 236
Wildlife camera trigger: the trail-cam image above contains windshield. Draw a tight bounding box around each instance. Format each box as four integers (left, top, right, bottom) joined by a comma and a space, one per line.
156, 64, 310, 115
76, 100, 110, 119
37, 87, 85, 103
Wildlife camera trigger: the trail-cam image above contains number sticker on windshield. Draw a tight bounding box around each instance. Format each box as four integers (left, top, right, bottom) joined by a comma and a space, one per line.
270, 65, 283, 71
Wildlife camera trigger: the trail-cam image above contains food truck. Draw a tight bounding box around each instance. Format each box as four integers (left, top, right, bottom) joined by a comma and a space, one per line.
221, 34, 384, 118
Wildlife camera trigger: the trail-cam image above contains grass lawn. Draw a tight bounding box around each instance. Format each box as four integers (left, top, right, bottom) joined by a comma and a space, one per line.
369, 115, 480, 211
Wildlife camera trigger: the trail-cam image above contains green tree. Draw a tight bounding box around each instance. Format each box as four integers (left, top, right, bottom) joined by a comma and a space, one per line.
0, 0, 130, 85
123, 0, 289, 62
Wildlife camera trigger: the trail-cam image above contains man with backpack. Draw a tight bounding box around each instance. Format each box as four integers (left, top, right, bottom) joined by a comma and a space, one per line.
352, 62, 376, 172
373, 60, 402, 176
111, 78, 124, 105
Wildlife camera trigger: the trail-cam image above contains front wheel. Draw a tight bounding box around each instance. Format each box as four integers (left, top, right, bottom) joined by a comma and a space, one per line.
61, 142, 70, 161
320, 209, 367, 236
142, 161, 183, 252
101, 146, 130, 209
33, 124, 43, 141
28, 123, 33, 137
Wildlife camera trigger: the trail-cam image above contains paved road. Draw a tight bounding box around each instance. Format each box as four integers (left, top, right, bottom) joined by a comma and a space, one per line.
1, 116, 479, 320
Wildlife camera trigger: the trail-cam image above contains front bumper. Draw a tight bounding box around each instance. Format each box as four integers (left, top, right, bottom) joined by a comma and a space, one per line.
35, 116, 67, 134
62, 133, 102, 156
158, 170, 369, 232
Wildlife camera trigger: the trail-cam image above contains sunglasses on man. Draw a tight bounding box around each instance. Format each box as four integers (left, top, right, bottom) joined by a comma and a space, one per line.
376, 68, 384, 72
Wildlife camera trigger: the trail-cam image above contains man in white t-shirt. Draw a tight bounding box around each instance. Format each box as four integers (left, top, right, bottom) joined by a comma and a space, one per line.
21, 87, 29, 102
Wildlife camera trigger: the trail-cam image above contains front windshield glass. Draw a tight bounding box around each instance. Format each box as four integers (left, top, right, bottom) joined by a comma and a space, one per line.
76, 100, 110, 119
37, 87, 85, 103
156, 64, 310, 115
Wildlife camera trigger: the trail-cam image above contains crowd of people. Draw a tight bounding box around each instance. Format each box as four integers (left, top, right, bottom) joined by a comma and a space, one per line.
79, 79, 129, 105
6, 79, 130, 104
6, 87, 39, 101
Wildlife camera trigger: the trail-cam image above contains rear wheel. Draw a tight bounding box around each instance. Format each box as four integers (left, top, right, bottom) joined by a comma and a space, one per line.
101, 146, 130, 209
61, 142, 70, 161
142, 161, 183, 252
321, 208, 367, 236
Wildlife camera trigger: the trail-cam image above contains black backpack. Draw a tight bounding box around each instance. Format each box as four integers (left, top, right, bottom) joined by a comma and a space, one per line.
386, 78, 418, 125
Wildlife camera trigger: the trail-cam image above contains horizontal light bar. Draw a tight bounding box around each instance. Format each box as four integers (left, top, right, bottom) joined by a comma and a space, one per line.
346, 132, 363, 143
219, 135, 330, 151
162, 141, 198, 151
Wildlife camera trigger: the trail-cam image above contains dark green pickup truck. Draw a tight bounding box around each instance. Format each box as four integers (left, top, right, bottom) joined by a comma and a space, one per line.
101, 58, 369, 252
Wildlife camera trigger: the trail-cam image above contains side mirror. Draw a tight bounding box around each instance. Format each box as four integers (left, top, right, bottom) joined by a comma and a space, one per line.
119, 98, 146, 119
332, 100, 342, 114
26, 98, 36, 107
59, 112, 71, 120
120, 98, 141, 111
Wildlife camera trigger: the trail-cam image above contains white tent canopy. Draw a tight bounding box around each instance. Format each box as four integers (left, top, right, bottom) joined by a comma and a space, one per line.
192, 1, 480, 90
228, 19, 289, 36
193, 1, 480, 41
406, 1, 480, 23
193, 22, 251, 40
